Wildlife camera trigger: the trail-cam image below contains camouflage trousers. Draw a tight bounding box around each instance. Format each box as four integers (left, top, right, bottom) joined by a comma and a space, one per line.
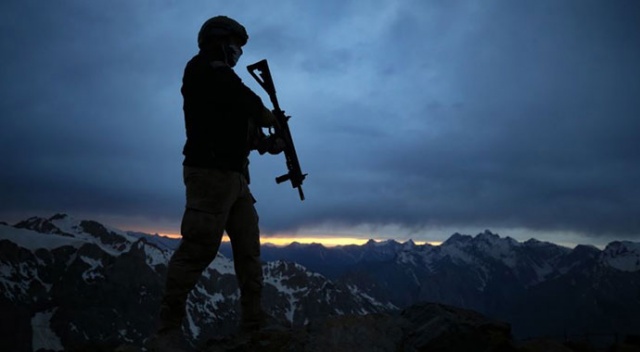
159, 166, 263, 332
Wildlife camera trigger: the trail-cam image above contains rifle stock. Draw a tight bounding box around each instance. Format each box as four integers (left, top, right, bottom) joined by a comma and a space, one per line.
248, 60, 307, 200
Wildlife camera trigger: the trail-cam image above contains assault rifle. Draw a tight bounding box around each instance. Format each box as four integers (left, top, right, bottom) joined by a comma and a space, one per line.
247, 59, 307, 201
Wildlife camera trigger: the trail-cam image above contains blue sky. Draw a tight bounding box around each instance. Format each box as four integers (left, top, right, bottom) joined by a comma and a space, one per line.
1, 0, 639, 246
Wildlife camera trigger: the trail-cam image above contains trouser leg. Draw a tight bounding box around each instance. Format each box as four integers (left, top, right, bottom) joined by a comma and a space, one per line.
225, 187, 263, 330
159, 208, 225, 331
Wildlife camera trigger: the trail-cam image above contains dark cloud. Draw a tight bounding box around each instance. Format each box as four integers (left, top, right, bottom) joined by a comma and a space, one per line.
0, 0, 185, 220
1, 0, 639, 243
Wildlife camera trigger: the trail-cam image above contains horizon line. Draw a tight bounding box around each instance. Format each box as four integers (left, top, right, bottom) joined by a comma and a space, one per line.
157, 233, 441, 248
153, 233, 596, 249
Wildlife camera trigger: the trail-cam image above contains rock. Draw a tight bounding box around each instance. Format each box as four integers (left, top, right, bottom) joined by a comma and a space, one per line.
400, 303, 514, 351
517, 339, 575, 352
305, 313, 404, 352
203, 302, 516, 352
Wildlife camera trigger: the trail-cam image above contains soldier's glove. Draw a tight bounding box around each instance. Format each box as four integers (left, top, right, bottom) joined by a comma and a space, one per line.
259, 107, 277, 127
255, 134, 286, 155
267, 136, 286, 155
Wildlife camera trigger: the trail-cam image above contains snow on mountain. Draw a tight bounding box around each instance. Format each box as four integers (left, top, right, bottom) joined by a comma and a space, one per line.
423, 230, 581, 287
0, 224, 85, 251
127, 231, 180, 251
602, 241, 640, 272
32, 308, 64, 352
0, 214, 393, 350
401, 239, 417, 250
13, 213, 138, 255
3, 214, 640, 348
262, 260, 394, 326
435, 230, 521, 268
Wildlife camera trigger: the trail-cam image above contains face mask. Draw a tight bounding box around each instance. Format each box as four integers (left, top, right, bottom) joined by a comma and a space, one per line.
226, 44, 243, 67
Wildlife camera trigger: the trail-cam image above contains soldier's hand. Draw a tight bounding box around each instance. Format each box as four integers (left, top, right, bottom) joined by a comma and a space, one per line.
260, 107, 277, 127
267, 137, 286, 155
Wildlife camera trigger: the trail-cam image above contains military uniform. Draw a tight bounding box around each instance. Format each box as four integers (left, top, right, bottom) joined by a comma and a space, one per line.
157, 30, 273, 335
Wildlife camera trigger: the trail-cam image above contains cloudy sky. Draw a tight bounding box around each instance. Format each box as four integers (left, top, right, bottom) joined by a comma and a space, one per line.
1, 0, 639, 247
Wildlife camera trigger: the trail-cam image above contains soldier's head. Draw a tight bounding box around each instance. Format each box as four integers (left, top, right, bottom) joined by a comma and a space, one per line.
197, 16, 248, 67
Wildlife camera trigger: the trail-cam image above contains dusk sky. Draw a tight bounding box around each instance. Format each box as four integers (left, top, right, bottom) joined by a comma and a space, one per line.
1, 0, 639, 247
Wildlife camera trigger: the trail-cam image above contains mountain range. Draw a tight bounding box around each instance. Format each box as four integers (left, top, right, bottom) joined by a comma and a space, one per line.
1, 213, 639, 351
0, 214, 390, 351
250, 231, 640, 339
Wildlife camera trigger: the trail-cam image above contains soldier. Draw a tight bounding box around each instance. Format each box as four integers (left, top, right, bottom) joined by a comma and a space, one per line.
149, 15, 280, 351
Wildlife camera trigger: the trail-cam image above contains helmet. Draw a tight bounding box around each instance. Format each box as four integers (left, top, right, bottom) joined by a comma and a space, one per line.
197, 16, 248, 49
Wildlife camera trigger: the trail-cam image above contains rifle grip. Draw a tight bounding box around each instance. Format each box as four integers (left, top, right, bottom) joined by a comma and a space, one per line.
275, 174, 291, 184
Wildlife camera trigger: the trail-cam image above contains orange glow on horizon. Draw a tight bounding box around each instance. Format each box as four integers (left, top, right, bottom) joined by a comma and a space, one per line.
156, 233, 440, 247
263, 237, 373, 247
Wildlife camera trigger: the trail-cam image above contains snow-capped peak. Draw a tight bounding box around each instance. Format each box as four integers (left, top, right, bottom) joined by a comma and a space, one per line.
436, 231, 523, 269
0, 223, 85, 251
402, 239, 416, 250
10, 214, 137, 256
442, 232, 473, 246
602, 241, 640, 272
